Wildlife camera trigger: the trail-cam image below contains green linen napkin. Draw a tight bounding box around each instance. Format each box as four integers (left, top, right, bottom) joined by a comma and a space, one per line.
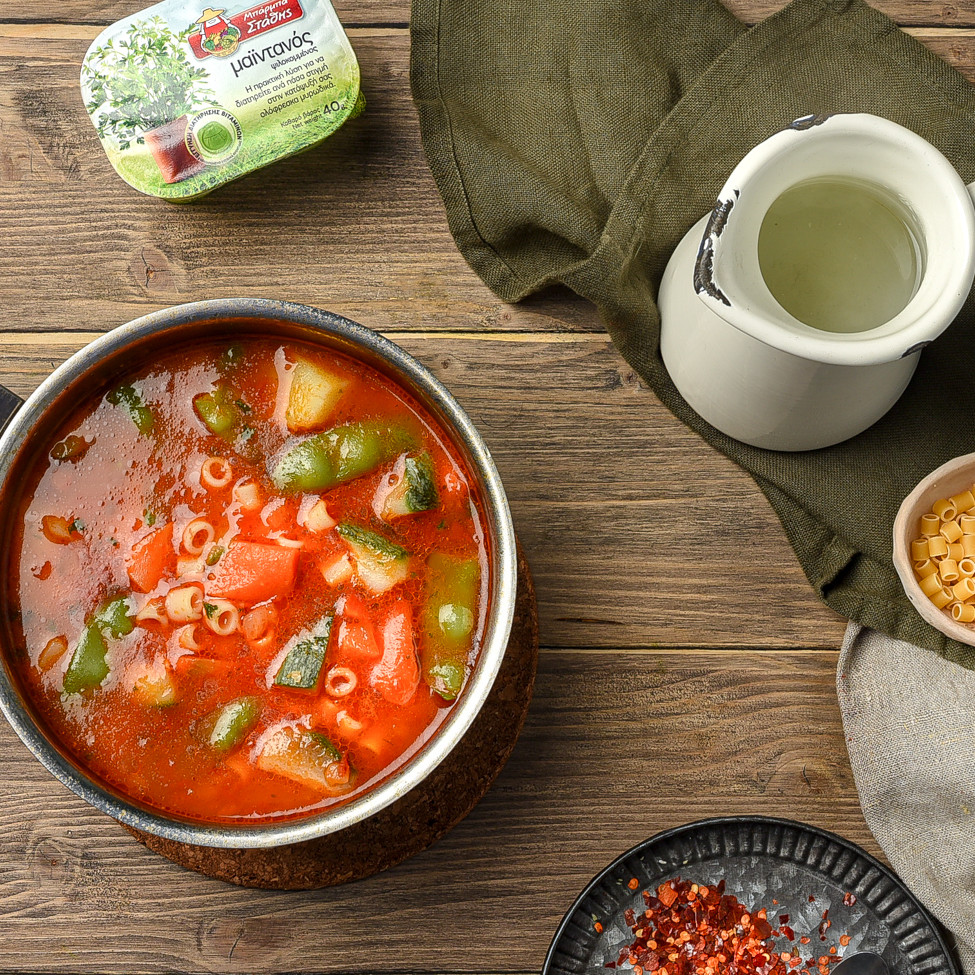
410, 0, 975, 668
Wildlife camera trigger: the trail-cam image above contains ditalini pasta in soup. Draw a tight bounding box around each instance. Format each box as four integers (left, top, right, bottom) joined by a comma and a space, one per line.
6, 339, 489, 823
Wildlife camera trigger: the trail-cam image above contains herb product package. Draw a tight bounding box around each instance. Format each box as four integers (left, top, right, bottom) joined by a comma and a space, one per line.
82, 0, 363, 200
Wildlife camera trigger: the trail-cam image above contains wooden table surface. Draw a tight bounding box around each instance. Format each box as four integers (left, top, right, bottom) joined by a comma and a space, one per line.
0, 1, 969, 972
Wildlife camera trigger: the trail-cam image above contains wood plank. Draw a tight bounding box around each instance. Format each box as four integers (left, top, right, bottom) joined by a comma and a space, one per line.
0, 0, 973, 27
725, 0, 975, 25
0, 648, 874, 975
0, 30, 596, 334
0, 332, 847, 650
2, 28, 975, 334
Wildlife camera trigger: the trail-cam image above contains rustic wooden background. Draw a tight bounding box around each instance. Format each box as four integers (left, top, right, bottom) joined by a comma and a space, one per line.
0, 1, 967, 972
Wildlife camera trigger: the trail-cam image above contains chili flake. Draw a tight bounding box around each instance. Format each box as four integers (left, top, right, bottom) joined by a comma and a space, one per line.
613, 877, 788, 975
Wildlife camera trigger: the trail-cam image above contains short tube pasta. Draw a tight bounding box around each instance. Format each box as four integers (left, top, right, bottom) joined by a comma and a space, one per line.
927, 536, 949, 559
233, 479, 262, 512
336, 709, 363, 734
241, 604, 277, 649
302, 498, 336, 533
940, 560, 961, 584
203, 599, 239, 636
911, 538, 930, 561
324, 665, 357, 698
914, 559, 939, 579
951, 490, 975, 513
182, 519, 216, 556
136, 599, 167, 625
953, 602, 975, 623
920, 572, 944, 598
941, 519, 963, 544
177, 624, 200, 651
933, 498, 957, 521
201, 456, 233, 490
165, 584, 204, 622
920, 513, 941, 536
952, 577, 975, 602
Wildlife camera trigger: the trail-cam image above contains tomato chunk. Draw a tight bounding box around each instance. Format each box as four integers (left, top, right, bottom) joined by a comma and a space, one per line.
336, 618, 381, 663
334, 594, 381, 662
126, 523, 175, 593
207, 540, 299, 604
372, 601, 419, 705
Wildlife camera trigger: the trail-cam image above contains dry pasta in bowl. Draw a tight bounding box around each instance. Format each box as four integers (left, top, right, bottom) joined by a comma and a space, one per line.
893, 451, 975, 646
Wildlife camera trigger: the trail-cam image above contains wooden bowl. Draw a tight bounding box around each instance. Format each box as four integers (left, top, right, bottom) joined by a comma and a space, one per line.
892, 451, 975, 646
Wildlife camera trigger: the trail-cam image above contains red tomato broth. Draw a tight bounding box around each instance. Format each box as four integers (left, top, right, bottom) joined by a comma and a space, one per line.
5, 337, 491, 823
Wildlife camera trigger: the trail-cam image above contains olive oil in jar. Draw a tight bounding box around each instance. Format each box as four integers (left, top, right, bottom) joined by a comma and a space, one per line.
758, 177, 922, 333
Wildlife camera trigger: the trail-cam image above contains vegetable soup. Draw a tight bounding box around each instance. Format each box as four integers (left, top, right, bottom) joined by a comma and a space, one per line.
5, 338, 489, 823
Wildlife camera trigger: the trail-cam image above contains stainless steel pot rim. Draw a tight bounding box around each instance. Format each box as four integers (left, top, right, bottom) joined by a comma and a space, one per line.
0, 298, 518, 849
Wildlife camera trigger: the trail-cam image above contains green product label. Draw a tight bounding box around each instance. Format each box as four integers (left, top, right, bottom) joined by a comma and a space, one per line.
81, 0, 363, 200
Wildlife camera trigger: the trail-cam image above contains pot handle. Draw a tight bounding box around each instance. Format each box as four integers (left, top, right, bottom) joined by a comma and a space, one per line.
0, 384, 24, 437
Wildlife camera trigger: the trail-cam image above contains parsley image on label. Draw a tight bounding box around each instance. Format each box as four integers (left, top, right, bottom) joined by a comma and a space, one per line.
81, 0, 364, 200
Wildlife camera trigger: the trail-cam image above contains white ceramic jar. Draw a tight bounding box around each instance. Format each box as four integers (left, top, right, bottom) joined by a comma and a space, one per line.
659, 113, 975, 451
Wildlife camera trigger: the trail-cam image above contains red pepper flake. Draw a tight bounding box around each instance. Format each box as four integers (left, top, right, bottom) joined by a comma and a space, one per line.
594, 921, 604, 934
842, 893, 857, 907
656, 881, 679, 908
616, 878, 789, 975
628, 877, 641, 891
839, 936, 851, 947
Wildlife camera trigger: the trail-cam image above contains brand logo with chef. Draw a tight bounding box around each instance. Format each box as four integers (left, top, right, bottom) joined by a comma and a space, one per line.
188, 0, 305, 60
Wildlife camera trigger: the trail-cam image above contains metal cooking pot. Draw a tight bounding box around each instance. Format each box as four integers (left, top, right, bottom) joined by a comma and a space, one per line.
0, 298, 517, 849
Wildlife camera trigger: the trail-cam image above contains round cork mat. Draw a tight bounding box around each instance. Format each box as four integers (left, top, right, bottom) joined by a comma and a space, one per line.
123, 543, 538, 889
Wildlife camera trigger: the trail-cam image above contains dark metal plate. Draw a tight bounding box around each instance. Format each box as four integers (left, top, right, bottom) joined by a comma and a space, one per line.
543, 817, 957, 975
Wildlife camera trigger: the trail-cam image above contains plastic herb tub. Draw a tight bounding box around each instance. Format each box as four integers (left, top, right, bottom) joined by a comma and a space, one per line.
81, 0, 364, 200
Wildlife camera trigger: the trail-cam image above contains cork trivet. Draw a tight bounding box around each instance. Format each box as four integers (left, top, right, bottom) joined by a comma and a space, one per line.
123, 543, 538, 889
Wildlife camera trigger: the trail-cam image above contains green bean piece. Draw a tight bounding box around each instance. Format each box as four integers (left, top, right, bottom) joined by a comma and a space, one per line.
62, 624, 109, 695
193, 387, 238, 438
206, 696, 262, 753
107, 384, 153, 435
93, 596, 134, 638
271, 421, 415, 493
50, 435, 92, 462
220, 343, 245, 371
427, 661, 465, 700
421, 555, 480, 700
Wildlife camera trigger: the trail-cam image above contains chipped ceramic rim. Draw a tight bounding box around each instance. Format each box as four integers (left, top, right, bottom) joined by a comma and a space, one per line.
695, 113, 975, 366
0, 298, 517, 848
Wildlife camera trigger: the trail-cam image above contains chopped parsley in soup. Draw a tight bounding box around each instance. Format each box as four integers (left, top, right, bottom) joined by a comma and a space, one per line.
6, 338, 489, 823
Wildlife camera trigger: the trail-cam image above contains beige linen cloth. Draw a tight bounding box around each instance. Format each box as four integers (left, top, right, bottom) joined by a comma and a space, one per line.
840, 625, 975, 964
